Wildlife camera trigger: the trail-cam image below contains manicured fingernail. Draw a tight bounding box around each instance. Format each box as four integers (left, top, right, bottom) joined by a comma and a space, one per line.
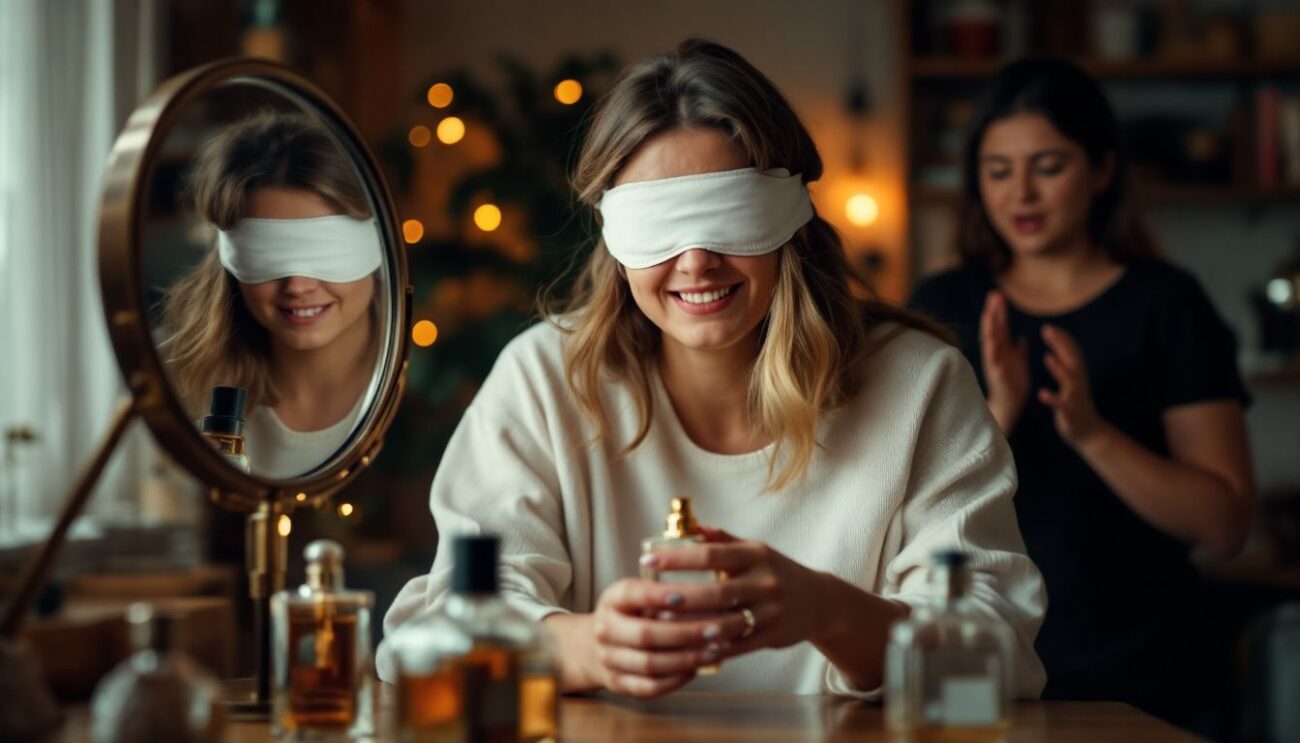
639, 554, 660, 567
665, 592, 684, 607
702, 647, 719, 662
702, 624, 721, 640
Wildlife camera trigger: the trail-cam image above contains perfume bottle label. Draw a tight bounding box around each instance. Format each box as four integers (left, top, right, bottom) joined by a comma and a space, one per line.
939, 676, 998, 726
653, 569, 716, 584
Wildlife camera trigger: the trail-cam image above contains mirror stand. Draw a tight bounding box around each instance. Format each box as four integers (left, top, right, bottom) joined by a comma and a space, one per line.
228, 500, 290, 718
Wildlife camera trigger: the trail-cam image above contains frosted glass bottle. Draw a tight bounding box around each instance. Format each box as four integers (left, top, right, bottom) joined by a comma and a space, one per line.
885, 550, 1013, 743
90, 603, 223, 743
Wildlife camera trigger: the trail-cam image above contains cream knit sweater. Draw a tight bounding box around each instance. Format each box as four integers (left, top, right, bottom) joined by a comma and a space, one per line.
379, 322, 1047, 698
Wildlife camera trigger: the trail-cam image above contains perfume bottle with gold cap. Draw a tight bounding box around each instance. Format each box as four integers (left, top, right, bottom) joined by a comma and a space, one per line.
641, 497, 721, 674
271, 539, 374, 740
641, 497, 711, 583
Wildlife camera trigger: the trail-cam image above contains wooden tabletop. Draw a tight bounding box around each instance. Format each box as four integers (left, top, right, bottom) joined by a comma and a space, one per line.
552, 695, 1200, 743
168, 694, 1199, 743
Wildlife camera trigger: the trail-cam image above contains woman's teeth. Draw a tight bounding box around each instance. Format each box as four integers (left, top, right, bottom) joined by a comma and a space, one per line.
286, 306, 325, 317
677, 286, 733, 304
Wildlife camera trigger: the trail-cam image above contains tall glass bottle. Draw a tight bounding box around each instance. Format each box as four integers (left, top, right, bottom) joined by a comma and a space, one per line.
885, 550, 1012, 743
390, 534, 559, 743
90, 603, 223, 743
271, 540, 374, 740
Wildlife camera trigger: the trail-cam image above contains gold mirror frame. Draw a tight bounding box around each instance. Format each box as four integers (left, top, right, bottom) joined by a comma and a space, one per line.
99, 58, 411, 511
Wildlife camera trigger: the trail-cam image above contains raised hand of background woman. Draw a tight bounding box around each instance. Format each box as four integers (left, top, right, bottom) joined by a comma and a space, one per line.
1038, 324, 1105, 448
979, 291, 1031, 433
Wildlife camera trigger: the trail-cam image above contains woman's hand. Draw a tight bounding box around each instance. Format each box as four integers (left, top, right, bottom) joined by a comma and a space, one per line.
638, 528, 836, 660
570, 576, 749, 698
980, 291, 1031, 433
1038, 324, 1106, 449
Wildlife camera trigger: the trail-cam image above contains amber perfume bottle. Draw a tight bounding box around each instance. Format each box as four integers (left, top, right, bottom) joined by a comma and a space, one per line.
389, 534, 559, 743
271, 540, 374, 740
200, 386, 250, 473
641, 497, 720, 674
885, 550, 1013, 743
90, 603, 223, 743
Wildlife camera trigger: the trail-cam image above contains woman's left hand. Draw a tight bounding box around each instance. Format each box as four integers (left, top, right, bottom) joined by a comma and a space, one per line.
1038, 324, 1107, 448
637, 528, 833, 658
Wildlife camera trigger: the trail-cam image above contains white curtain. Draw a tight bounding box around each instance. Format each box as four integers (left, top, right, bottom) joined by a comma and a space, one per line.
0, 0, 161, 544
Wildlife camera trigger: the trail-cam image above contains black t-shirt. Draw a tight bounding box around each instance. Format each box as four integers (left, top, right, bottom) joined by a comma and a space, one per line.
908, 258, 1249, 702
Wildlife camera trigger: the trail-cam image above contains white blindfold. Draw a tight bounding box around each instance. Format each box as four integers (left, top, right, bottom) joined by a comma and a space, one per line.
596, 167, 814, 269
217, 215, 383, 284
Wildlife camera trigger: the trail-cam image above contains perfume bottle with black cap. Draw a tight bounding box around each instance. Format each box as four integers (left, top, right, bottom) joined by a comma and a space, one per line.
200, 385, 249, 473
885, 550, 1013, 743
389, 534, 558, 743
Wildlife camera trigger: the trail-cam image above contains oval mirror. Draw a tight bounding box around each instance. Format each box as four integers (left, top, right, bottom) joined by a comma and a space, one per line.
99, 59, 410, 509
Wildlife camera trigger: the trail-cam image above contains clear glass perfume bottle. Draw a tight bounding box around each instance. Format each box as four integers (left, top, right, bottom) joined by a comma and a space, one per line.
90, 603, 223, 743
271, 539, 374, 740
389, 534, 559, 743
641, 497, 720, 674
200, 386, 250, 473
885, 550, 1013, 743
640, 497, 711, 583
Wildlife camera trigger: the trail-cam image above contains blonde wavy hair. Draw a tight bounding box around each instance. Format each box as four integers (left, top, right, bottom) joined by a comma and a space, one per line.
552, 39, 946, 491
160, 111, 374, 418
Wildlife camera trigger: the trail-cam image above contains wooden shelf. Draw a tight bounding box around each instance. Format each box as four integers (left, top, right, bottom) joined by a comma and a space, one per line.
911, 56, 1300, 81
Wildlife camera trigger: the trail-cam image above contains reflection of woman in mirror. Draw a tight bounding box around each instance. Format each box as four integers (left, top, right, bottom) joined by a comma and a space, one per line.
381, 40, 1046, 700
161, 112, 382, 479
908, 60, 1253, 733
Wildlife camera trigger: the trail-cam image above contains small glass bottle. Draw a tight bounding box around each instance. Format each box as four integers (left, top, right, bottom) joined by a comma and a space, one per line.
641, 497, 720, 674
90, 603, 223, 743
271, 540, 374, 740
200, 386, 250, 473
885, 550, 1012, 743
640, 497, 710, 583
390, 534, 559, 743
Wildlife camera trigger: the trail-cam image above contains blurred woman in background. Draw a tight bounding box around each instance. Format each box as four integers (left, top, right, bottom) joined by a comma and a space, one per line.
909, 58, 1254, 732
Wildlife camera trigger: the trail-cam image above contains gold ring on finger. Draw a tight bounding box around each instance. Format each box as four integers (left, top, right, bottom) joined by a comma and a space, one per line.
740, 607, 756, 638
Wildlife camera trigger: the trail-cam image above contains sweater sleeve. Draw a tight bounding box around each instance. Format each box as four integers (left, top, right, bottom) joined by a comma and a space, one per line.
825, 345, 1047, 700
377, 333, 573, 682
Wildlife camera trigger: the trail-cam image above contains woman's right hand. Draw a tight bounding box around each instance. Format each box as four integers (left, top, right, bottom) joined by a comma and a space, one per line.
980, 291, 1030, 434
545, 578, 731, 698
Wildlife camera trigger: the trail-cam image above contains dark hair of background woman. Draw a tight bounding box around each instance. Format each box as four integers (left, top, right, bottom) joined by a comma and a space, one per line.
957, 57, 1159, 273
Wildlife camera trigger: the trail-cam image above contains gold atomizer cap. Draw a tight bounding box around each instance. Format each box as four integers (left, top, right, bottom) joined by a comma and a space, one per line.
663, 497, 700, 538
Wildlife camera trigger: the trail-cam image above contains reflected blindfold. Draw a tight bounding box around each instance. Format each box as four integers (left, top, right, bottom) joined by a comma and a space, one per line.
596, 167, 814, 269
217, 216, 382, 284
